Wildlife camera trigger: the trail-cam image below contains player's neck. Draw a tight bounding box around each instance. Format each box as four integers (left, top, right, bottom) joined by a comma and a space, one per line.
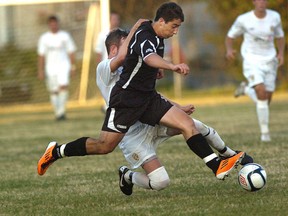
253, 9, 266, 19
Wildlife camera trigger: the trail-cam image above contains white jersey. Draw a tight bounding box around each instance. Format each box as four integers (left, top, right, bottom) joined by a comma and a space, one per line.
227, 9, 284, 62
38, 30, 76, 75
96, 58, 122, 105
96, 58, 170, 169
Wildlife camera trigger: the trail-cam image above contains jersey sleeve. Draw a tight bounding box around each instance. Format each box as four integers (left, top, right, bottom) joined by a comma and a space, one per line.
133, 30, 157, 60
227, 15, 245, 38
37, 35, 46, 56
274, 13, 284, 38
65, 32, 77, 53
96, 58, 117, 86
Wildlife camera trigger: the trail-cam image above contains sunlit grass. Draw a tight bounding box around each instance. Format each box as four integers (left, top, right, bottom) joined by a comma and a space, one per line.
0, 99, 287, 215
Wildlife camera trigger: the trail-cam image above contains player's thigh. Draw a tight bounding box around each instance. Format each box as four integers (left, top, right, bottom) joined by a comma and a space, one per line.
243, 60, 264, 88
119, 124, 158, 169
57, 70, 70, 87
160, 106, 197, 139
142, 157, 162, 175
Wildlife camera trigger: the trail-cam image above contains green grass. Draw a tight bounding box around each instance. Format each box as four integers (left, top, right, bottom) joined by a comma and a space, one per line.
0, 99, 288, 216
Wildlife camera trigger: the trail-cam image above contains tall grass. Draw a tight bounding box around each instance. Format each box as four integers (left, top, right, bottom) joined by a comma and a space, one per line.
0, 99, 287, 216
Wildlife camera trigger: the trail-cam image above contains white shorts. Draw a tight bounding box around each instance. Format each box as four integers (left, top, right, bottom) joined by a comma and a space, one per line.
243, 58, 278, 92
46, 71, 70, 92
119, 122, 171, 169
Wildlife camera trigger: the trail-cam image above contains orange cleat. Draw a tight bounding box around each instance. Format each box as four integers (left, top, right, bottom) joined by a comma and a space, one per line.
216, 151, 244, 180
37, 141, 57, 176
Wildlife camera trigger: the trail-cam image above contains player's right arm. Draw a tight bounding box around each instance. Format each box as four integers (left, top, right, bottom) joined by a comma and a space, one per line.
225, 36, 237, 61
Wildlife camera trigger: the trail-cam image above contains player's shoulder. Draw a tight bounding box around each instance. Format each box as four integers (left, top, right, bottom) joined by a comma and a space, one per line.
97, 58, 112, 73
266, 9, 281, 18
237, 10, 253, 21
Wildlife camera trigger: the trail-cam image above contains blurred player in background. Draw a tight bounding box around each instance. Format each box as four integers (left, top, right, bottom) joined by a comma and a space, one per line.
38, 2, 244, 184
96, 26, 253, 195
225, 0, 285, 142
38, 15, 77, 121
94, 12, 121, 63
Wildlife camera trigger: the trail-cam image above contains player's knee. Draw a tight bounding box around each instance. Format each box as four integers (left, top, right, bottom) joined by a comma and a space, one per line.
148, 166, 170, 191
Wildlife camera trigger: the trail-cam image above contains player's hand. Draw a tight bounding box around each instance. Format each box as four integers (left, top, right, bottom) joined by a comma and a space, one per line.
171, 63, 190, 75
226, 49, 237, 61
156, 69, 164, 79
180, 104, 195, 115
277, 54, 284, 67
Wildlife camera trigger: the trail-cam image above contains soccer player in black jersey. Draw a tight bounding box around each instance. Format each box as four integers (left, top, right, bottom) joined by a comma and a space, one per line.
38, 2, 244, 180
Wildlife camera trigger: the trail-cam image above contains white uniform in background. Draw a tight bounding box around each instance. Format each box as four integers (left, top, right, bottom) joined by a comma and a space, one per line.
38, 30, 76, 92
38, 30, 76, 119
228, 9, 284, 91
227, 9, 284, 141
94, 30, 109, 61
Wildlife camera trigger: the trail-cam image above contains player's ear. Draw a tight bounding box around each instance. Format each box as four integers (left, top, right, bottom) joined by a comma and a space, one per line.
158, 17, 166, 26
110, 44, 118, 55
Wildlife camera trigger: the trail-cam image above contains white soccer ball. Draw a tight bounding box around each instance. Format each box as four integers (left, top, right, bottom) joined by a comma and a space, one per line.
238, 163, 267, 192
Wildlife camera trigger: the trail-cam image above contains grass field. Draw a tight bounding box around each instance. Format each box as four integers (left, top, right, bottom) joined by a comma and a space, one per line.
0, 96, 288, 216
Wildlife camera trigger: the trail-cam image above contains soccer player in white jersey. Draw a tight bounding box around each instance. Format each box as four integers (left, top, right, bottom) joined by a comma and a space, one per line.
225, 0, 285, 142
96, 22, 253, 195
38, 16, 77, 120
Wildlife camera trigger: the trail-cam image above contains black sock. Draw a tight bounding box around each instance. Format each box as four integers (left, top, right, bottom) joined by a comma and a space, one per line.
64, 137, 88, 156
186, 134, 220, 173
186, 134, 214, 159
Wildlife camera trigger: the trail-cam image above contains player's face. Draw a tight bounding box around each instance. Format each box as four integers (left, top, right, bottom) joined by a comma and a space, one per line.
253, 0, 267, 12
48, 20, 59, 33
159, 18, 182, 39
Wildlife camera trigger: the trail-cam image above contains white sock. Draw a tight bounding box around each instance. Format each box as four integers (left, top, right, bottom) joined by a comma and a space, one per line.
50, 94, 59, 116
256, 99, 269, 134
193, 119, 236, 156
130, 172, 150, 189
57, 90, 68, 117
244, 86, 257, 103
60, 144, 66, 158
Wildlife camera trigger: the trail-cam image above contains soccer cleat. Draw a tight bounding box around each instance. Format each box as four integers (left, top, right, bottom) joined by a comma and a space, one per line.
220, 151, 254, 166
216, 151, 244, 180
261, 133, 271, 142
119, 166, 133, 196
37, 141, 58, 176
234, 81, 246, 98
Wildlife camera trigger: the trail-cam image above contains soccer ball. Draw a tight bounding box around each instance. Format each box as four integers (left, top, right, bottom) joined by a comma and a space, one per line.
238, 163, 267, 192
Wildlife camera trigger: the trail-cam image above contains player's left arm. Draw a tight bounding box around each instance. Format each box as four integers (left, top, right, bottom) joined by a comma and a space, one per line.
276, 37, 285, 67
144, 53, 190, 75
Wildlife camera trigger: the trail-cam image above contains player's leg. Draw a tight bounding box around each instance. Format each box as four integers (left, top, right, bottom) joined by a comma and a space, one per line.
37, 106, 129, 175
37, 131, 125, 175
160, 105, 244, 180
56, 71, 70, 120
57, 85, 68, 120
46, 75, 60, 119
119, 157, 170, 195
118, 125, 170, 195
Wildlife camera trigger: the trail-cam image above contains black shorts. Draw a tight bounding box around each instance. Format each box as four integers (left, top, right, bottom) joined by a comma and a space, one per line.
102, 86, 172, 133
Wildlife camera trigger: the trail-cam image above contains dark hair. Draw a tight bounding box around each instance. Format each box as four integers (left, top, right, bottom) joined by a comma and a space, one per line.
154, 2, 184, 22
105, 28, 129, 55
47, 15, 59, 23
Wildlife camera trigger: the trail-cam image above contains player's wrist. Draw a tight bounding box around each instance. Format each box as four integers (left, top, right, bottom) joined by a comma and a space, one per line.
71, 64, 76, 70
